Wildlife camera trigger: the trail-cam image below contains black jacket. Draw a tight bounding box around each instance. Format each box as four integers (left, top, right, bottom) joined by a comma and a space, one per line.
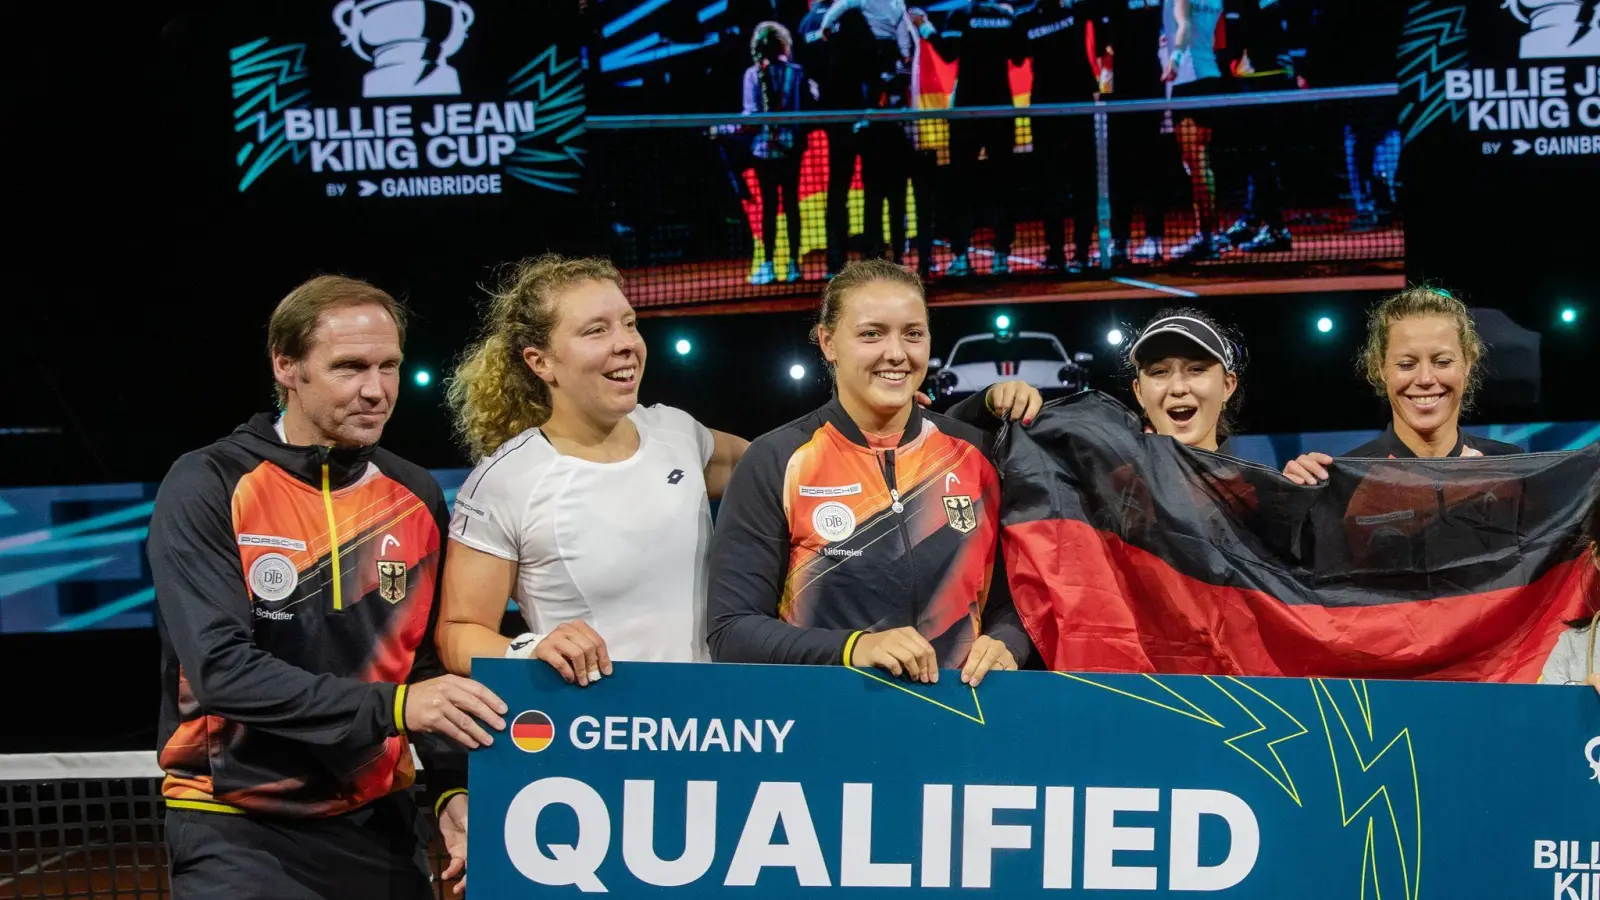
1346, 423, 1524, 459
706, 395, 1032, 668
150, 413, 465, 819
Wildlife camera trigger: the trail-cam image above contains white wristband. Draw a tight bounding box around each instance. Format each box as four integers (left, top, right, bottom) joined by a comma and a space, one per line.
506, 632, 546, 658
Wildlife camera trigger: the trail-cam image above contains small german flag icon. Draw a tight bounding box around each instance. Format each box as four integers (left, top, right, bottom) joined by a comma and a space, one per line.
511, 710, 555, 753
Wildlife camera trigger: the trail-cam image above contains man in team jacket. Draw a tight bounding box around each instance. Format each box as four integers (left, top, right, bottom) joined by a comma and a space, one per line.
149, 276, 507, 899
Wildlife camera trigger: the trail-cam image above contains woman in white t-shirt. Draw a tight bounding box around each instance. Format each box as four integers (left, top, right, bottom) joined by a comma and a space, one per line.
437, 254, 750, 686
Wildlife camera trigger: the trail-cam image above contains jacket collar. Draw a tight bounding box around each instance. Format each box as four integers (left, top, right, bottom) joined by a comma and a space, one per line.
226, 412, 379, 491
1375, 422, 1466, 459
821, 394, 925, 449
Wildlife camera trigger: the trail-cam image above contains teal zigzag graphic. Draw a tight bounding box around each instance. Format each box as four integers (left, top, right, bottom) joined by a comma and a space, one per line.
231, 38, 312, 192
504, 47, 587, 194
1397, 3, 1470, 146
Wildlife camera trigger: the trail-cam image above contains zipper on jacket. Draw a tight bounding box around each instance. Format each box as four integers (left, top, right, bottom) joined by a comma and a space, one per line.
318, 446, 343, 611
877, 448, 920, 621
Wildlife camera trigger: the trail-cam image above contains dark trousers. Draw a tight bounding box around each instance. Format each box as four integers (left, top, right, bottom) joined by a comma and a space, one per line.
859, 122, 936, 268
821, 124, 860, 271
1108, 110, 1176, 248
1034, 113, 1098, 264
166, 794, 434, 900
753, 154, 803, 263
948, 117, 1017, 257
1232, 77, 1289, 230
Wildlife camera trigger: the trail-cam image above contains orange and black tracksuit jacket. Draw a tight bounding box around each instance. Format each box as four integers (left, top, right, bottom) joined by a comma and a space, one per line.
706, 396, 1031, 667
149, 413, 465, 820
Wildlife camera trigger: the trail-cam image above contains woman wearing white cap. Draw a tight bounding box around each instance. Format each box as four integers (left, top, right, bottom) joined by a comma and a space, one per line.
1126, 307, 1242, 453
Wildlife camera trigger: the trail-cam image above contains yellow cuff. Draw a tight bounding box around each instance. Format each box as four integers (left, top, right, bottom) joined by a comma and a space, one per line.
393, 684, 409, 736
842, 631, 863, 667
435, 788, 468, 818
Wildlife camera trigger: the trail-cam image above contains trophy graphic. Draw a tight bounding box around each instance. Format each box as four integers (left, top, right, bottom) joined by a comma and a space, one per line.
1504, 0, 1600, 59
333, 0, 476, 98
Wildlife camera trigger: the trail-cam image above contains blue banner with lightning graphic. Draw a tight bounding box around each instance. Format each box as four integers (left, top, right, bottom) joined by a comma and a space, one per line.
467, 659, 1600, 899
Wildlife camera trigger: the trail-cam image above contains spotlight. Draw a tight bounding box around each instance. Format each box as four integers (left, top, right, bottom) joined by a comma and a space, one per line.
1316, 316, 1334, 334
1560, 307, 1578, 325
995, 314, 1011, 331
675, 339, 692, 355
789, 364, 806, 381
1106, 328, 1124, 346
413, 369, 432, 387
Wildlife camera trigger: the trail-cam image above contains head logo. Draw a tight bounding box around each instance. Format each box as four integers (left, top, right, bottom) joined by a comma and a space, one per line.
332, 0, 476, 98
666, 469, 685, 485
1586, 735, 1600, 783
1505, 0, 1600, 58
812, 501, 857, 543
512, 710, 556, 753
249, 553, 299, 602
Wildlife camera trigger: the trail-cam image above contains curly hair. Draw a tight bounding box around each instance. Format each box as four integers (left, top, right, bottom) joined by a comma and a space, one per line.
1359, 286, 1486, 411
445, 254, 623, 461
750, 20, 792, 62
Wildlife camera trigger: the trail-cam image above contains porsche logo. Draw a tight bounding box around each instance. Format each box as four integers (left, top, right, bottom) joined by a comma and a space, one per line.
943, 494, 977, 534
377, 560, 408, 604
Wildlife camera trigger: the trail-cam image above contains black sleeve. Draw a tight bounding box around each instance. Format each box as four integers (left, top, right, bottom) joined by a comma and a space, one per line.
1008, 12, 1029, 65
409, 487, 469, 817
706, 438, 859, 665
981, 537, 1033, 665
944, 391, 1004, 431
148, 453, 398, 748
922, 6, 965, 62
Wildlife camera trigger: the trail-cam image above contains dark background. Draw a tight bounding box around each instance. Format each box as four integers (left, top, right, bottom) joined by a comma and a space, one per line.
3, 0, 1597, 751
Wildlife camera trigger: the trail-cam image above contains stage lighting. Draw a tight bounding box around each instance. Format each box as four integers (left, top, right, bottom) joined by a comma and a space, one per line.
413, 369, 432, 387
995, 314, 1011, 331
1560, 307, 1577, 325
1106, 328, 1123, 346
1316, 317, 1334, 334
789, 364, 806, 381
675, 338, 692, 355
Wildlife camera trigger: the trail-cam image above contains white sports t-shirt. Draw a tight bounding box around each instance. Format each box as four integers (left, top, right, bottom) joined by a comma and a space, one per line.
448, 404, 716, 663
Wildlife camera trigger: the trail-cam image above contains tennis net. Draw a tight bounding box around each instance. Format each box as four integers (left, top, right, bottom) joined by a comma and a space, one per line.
588, 83, 1403, 309
0, 752, 456, 899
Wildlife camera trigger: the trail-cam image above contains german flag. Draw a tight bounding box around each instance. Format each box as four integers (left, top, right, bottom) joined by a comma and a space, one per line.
997, 392, 1598, 681
511, 710, 555, 753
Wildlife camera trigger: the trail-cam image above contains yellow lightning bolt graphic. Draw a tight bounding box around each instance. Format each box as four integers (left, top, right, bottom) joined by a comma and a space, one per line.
1313, 679, 1423, 900
1056, 673, 1307, 805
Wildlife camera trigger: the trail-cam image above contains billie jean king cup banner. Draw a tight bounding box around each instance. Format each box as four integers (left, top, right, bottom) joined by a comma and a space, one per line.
468, 660, 1600, 899
227, 0, 585, 200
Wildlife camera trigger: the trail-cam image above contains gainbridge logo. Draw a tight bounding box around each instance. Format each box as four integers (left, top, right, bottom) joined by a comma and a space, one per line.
512, 710, 556, 753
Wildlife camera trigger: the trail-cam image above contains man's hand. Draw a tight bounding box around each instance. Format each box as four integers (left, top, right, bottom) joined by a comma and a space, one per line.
404, 675, 507, 749
1589, 673, 1600, 697
438, 792, 469, 897
535, 621, 615, 687
985, 381, 1044, 425
850, 627, 939, 683
960, 635, 1017, 686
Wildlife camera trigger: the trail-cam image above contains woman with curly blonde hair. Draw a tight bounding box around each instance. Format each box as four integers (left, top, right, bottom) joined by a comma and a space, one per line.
437, 254, 748, 686
1283, 286, 1522, 484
